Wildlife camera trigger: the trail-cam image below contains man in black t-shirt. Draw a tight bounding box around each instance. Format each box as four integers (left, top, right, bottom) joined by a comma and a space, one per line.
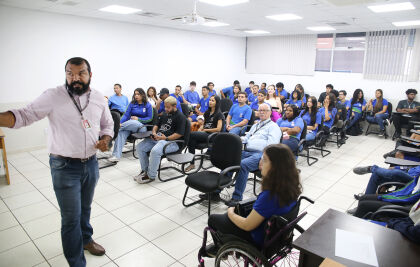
135, 96, 186, 183
393, 89, 420, 138
318, 84, 334, 107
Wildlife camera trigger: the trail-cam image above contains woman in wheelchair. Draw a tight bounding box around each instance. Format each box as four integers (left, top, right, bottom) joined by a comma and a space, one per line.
299, 96, 321, 141
206, 144, 302, 256
366, 89, 389, 136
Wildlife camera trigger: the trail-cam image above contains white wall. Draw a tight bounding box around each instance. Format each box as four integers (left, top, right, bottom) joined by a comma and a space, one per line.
0, 6, 246, 153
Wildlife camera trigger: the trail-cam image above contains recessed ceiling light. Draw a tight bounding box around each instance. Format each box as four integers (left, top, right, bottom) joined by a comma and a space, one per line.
202, 21, 230, 27
244, 30, 270, 34
368, 2, 415, 13
392, 20, 420, 26
307, 26, 336, 31
199, 0, 249, 7
266, 13, 302, 21
99, 5, 141, 14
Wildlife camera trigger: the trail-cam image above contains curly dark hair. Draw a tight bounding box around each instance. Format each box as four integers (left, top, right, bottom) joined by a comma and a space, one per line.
131, 88, 148, 105
261, 144, 302, 206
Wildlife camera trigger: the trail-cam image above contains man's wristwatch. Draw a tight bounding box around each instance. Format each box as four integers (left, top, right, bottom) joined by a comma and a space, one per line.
166, 137, 169, 141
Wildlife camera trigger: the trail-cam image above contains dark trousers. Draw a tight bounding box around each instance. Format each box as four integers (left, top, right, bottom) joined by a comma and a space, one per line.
354, 194, 392, 218
208, 213, 254, 245
188, 131, 210, 162
50, 155, 99, 267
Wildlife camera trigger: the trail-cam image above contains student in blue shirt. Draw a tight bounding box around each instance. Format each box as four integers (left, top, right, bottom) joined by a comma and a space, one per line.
284, 90, 303, 109
275, 82, 288, 102
259, 82, 267, 94
366, 89, 389, 136
247, 85, 259, 104
318, 93, 337, 130
346, 88, 366, 134
207, 144, 301, 250
109, 88, 153, 162
108, 83, 129, 115
207, 82, 216, 97
229, 85, 241, 105
336, 90, 351, 121
294, 84, 306, 107
250, 91, 268, 115
157, 88, 182, 115
220, 80, 240, 99
190, 86, 211, 122
299, 96, 321, 141
170, 85, 188, 105
184, 81, 200, 105
277, 105, 305, 153
226, 92, 252, 136
245, 81, 254, 96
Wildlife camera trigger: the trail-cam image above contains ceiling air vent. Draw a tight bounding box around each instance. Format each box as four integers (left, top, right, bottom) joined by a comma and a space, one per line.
137, 12, 163, 17
327, 22, 350, 27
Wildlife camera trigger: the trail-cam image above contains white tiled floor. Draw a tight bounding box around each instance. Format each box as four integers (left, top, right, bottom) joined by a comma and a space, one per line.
0, 134, 395, 266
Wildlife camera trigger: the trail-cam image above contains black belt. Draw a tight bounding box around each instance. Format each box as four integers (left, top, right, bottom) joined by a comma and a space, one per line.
50, 154, 96, 163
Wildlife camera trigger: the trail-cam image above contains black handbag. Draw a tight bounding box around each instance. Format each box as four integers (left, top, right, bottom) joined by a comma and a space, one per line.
234, 197, 257, 217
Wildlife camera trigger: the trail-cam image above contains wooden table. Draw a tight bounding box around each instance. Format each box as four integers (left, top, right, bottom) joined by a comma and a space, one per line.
0, 129, 10, 184
293, 209, 420, 267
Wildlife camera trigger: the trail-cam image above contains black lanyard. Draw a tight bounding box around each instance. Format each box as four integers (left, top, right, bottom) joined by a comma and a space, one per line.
250, 120, 270, 136
67, 89, 90, 119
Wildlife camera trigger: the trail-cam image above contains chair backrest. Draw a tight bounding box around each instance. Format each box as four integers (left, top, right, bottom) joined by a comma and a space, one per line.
180, 103, 190, 117
220, 98, 233, 113
387, 102, 393, 118
210, 133, 242, 170
300, 120, 307, 141
177, 119, 191, 152
248, 110, 256, 126
149, 108, 158, 126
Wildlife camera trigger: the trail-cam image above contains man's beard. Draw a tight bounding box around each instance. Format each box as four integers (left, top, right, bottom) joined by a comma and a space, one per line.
66, 80, 90, 96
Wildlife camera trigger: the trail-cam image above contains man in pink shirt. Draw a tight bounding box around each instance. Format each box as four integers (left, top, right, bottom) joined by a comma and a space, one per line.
0, 57, 114, 267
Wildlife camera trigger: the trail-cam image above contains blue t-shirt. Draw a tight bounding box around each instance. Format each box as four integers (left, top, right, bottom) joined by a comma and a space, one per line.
276, 89, 288, 99
259, 89, 267, 94
318, 107, 337, 129
245, 87, 252, 96
350, 98, 367, 113
198, 96, 210, 113
277, 117, 305, 140
251, 190, 296, 247
222, 86, 234, 97
336, 100, 351, 120
228, 104, 252, 125
158, 98, 182, 114
230, 94, 239, 105
208, 90, 216, 97
372, 98, 389, 115
184, 90, 200, 104
120, 102, 153, 124
286, 99, 303, 108
170, 94, 184, 105
108, 94, 129, 113
299, 110, 321, 134
248, 93, 258, 103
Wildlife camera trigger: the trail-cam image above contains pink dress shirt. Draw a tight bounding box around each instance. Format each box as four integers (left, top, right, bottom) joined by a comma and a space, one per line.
11, 85, 114, 158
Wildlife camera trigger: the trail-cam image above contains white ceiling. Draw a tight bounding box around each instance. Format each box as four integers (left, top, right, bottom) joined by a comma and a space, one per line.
1, 0, 420, 37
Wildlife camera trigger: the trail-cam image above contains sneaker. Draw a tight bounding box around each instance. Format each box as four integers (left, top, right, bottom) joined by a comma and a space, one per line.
346, 207, 357, 215
135, 174, 154, 184
383, 150, 396, 159
225, 198, 240, 207
353, 166, 372, 175
353, 193, 364, 200
185, 164, 195, 172
108, 156, 119, 162
394, 132, 401, 139
199, 192, 221, 202
378, 130, 385, 137
133, 171, 146, 181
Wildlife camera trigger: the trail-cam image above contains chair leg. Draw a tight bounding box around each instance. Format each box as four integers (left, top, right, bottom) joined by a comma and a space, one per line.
365, 124, 371, 136
182, 186, 205, 208
132, 140, 138, 159
208, 193, 211, 215
158, 159, 187, 182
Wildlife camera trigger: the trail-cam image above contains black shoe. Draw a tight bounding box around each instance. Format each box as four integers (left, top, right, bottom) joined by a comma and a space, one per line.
199, 192, 221, 202
353, 166, 372, 175
394, 132, 401, 139
378, 130, 385, 137
225, 198, 240, 207
383, 150, 397, 159
354, 193, 364, 200
346, 207, 357, 215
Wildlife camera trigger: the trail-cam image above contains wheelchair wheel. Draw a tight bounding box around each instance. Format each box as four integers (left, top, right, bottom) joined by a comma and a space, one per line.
274, 248, 300, 267
215, 241, 270, 267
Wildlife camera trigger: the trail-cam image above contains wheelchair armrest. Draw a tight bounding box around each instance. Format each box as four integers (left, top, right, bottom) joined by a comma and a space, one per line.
376, 181, 407, 194
294, 224, 305, 234
370, 209, 409, 221
162, 140, 185, 156
298, 196, 315, 205
384, 156, 420, 166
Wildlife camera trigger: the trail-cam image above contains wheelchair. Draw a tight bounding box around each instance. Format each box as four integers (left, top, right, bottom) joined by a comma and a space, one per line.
197, 196, 314, 267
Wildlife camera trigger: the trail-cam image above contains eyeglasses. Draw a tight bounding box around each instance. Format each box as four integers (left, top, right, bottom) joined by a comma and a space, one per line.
259, 110, 270, 113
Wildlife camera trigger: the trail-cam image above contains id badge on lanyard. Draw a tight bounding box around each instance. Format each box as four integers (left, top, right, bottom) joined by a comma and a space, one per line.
68, 89, 91, 131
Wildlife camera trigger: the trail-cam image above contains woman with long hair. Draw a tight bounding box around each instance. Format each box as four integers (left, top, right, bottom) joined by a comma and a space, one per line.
230, 84, 241, 105
185, 95, 224, 171
147, 86, 158, 108
366, 89, 389, 136
299, 96, 321, 141
294, 84, 306, 108
206, 144, 302, 254
346, 88, 366, 134
109, 88, 153, 162
318, 93, 337, 131
277, 105, 305, 153
284, 90, 302, 109
266, 84, 282, 122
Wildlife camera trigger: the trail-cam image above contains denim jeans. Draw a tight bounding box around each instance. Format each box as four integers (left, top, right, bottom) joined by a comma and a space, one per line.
112, 120, 146, 158
366, 113, 388, 130
50, 155, 99, 267
305, 131, 316, 141
346, 112, 363, 130
365, 165, 414, 194
136, 138, 179, 179
232, 150, 263, 200
229, 126, 246, 136
282, 137, 299, 153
